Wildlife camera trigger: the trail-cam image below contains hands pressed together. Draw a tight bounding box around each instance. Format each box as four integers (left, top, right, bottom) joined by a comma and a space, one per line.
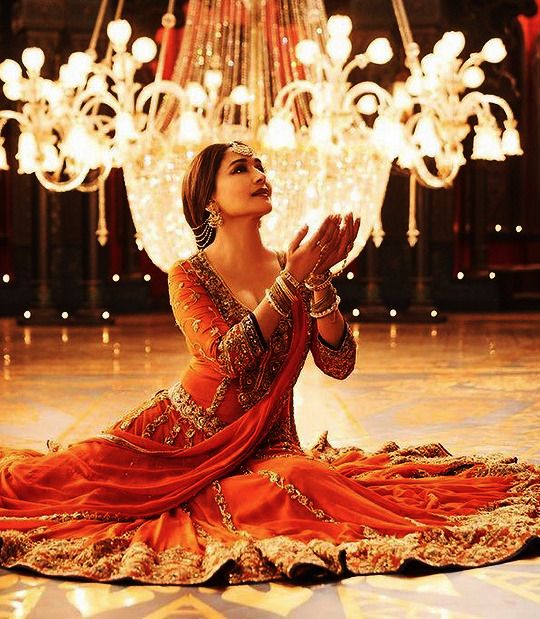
285, 213, 361, 283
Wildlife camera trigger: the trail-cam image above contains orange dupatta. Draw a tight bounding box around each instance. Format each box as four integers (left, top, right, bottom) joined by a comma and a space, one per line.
0, 299, 308, 520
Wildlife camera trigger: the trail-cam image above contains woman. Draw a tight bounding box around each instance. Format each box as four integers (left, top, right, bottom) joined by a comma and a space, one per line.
0, 141, 538, 585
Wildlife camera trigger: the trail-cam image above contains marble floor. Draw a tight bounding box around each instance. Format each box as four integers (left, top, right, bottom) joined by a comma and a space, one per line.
0, 312, 539, 618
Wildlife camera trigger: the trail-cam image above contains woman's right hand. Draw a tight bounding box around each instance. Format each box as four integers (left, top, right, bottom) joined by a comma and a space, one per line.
285, 215, 339, 282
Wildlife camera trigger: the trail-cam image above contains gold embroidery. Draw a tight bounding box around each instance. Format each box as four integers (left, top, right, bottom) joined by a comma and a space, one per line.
257, 469, 337, 523
142, 404, 173, 439
117, 390, 169, 432
312, 323, 356, 379
97, 433, 175, 454
166, 383, 224, 444
212, 481, 250, 538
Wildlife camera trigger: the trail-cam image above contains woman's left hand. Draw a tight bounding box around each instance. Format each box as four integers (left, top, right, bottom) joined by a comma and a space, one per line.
314, 213, 360, 274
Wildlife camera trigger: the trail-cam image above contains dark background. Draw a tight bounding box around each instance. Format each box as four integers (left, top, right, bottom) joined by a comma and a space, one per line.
0, 0, 538, 321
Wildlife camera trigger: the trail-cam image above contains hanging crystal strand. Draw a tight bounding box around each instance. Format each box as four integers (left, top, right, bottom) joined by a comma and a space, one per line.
96, 178, 109, 246
407, 172, 420, 247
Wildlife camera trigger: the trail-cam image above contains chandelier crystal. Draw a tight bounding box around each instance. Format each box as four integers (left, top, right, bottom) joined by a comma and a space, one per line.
0, 0, 524, 268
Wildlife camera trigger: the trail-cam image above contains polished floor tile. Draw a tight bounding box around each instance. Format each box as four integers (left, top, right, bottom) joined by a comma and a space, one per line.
1, 312, 539, 618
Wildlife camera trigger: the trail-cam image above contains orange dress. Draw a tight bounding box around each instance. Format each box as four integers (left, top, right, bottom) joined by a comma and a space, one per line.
0, 250, 538, 584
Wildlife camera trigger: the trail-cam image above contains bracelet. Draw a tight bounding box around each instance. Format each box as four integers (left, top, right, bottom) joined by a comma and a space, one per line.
305, 270, 332, 291
280, 269, 300, 290
265, 288, 289, 317
309, 283, 339, 318
276, 275, 296, 303
310, 295, 341, 319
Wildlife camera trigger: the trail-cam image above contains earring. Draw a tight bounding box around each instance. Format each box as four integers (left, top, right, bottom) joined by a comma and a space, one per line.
205, 200, 224, 229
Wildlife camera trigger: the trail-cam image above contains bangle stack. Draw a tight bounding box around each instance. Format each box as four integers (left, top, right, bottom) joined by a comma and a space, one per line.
305, 270, 332, 292
310, 283, 340, 318
265, 270, 299, 317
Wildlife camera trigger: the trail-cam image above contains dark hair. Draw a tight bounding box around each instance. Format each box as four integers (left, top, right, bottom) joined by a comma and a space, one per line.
182, 142, 249, 249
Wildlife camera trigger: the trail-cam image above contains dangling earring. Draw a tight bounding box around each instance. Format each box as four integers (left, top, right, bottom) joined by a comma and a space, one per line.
206, 200, 224, 229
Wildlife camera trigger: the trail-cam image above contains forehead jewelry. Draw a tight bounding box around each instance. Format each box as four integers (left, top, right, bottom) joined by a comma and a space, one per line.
229, 141, 254, 157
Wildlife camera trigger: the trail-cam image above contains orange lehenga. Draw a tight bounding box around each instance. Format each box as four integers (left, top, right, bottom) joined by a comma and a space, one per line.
0, 250, 538, 584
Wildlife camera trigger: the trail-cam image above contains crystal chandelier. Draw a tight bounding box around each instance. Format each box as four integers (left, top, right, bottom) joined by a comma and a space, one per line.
122, 0, 400, 271
385, 0, 523, 190
0, 0, 523, 270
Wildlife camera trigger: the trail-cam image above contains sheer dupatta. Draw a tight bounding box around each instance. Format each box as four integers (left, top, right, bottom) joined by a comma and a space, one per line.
0, 299, 308, 521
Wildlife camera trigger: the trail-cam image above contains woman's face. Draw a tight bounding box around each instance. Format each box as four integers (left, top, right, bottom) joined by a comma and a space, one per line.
212, 148, 272, 221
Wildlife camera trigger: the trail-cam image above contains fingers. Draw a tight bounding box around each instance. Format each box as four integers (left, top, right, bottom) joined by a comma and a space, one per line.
289, 224, 309, 253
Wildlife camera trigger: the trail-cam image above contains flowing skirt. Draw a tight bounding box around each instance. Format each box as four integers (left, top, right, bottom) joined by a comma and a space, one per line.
0, 429, 538, 585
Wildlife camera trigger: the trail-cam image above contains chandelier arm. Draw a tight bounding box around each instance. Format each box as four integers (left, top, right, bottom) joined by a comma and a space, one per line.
342, 56, 368, 82
35, 166, 91, 192
458, 53, 483, 76
413, 155, 459, 189
273, 80, 317, 112
79, 92, 123, 117
136, 81, 186, 116
0, 111, 25, 125
343, 82, 394, 112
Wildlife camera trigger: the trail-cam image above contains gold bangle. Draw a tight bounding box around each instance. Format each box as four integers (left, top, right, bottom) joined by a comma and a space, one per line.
265, 288, 288, 317
281, 270, 300, 290
305, 270, 332, 291
310, 295, 341, 319
276, 275, 296, 303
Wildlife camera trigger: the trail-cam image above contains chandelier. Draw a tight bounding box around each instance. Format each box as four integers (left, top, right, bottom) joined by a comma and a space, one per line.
0, 0, 523, 268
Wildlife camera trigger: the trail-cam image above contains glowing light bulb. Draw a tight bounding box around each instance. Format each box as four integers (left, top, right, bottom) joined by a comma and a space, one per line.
107, 19, 132, 50
230, 85, 251, 105
489, 272, 496, 279
2, 274, 10, 283
102, 311, 110, 319
347, 272, 354, 280
365, 37, 392, 64
516, 225, 523, 233
21, 47, 45, 74
357, 94, 378, 115
177, 111, 203, 144
352, 308, 360, 317
132, 37, 157, 63
462, 66, 485, 88
495, 224, 502, 232
0, 59, 22, 83
186, 82, 208, 107
264, 116, 297, 149
434, 31, 465, 59
482, 38, 507, 63
457, 271, 464, 279
68, 51, 93, 76
143, 274, 151, 282
326, 36, 352, 65
431, 309, 438, 318
203, 69, 223, 90
389, 309, 397, 317
413, 117, 441, 157
61, 311, 69, 319
501, 120, 522, 156
23, 310, 31, 319
472, 125, 504, 161
295, 39, 320, 65
112, 274, 120, 282
327, 15, 352, 38
87, 75, 107, 94
3, 80, 23, 100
